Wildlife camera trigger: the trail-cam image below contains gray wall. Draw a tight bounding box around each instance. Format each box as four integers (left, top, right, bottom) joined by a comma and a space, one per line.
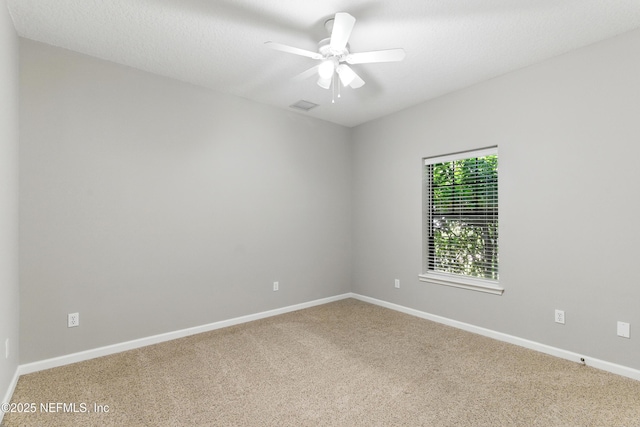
19, 40, 352, 363
17, 27, 640, 372
352, 28, 640, 369
0, 0, 19, 403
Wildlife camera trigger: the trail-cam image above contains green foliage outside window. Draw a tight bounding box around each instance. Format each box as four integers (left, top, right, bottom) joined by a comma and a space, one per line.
427, 154, 498, 280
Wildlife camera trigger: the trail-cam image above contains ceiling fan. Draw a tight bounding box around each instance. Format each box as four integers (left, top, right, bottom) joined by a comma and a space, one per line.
265, 12, 405, 94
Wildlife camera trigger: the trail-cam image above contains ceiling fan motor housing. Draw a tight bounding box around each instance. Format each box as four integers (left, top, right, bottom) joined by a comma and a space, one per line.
318, 38, 349, 60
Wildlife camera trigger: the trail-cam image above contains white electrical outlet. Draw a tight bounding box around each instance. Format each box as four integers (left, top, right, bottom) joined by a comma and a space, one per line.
394, 279, 400, 289
273, 281, 279, 291
555, 309, 565, 324
4, 338, 8, 359
68, 312, 80, 328
617, 321, 630, 338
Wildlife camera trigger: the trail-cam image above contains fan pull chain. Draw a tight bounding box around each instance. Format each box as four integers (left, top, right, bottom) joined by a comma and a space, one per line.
331, 73, 335, 104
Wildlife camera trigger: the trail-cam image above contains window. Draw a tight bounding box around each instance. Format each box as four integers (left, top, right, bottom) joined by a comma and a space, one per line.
419, 147, 503, 295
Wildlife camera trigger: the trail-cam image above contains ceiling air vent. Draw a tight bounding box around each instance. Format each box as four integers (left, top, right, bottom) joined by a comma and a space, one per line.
289, 100, 319, 112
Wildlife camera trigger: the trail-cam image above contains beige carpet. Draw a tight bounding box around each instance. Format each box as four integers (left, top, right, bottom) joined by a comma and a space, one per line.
4, 298, 640, 426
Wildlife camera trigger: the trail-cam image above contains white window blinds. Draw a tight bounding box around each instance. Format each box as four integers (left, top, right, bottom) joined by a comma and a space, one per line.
424, 147, 498, 281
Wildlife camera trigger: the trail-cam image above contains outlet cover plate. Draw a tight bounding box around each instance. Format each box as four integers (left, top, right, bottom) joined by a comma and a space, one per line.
617, 321, 630, 338
555, 309, 565, 324
68, 312, 80, 328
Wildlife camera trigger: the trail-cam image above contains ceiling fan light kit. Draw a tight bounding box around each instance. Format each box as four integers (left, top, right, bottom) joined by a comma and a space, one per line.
265, 12, 405, 103
317, 76, 332, 90
318, 58, 336, 79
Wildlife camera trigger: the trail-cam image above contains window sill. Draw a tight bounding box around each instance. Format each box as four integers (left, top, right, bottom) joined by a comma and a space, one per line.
418, 272, 504, 295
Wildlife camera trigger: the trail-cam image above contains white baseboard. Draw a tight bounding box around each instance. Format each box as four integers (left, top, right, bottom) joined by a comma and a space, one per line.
7, 291, 638, 411
1, 367, 20, 423
18, 293, 352, 376
351, 293, 640, 382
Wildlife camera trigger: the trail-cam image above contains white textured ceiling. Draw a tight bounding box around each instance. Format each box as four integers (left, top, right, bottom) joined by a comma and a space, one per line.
7, 0, 640, 127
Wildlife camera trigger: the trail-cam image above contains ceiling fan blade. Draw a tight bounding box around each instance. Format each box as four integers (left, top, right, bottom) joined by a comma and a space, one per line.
264, 41, 322, 60
346, 48, 406, 64
293, 65, 320, 81
330, 12, 356, 52
336, 64, 364, 88
317, 76, 332, 89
